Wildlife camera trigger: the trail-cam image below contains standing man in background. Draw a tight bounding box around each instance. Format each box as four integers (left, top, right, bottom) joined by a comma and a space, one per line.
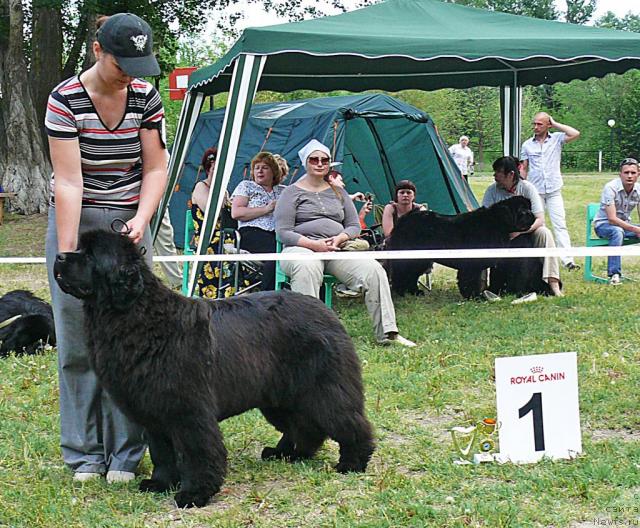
449, 135, 474, 181
520, 112, 581, 270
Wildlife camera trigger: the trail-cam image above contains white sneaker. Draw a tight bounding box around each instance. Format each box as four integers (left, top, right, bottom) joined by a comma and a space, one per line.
511, 292, 538, 305
106, 471, 135, 483
335, 283, 361, 298
377, 333, 417, 347
73, 472, 102, 482
394, 335, 417, 347
482, 290, 501, 302
609, 273, 621, 286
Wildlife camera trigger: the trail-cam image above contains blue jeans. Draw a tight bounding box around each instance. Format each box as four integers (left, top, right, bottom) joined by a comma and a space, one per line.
594, 222, 640, 276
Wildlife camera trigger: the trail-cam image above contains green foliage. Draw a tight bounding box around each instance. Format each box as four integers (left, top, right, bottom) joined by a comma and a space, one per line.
596, 11, 640, 33
565, 0, 596, 24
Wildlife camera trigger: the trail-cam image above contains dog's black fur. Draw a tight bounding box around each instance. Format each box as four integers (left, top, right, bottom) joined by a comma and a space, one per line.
0, 290, 56, 356
488, 233, 554, 296
386, 196, 547, 298
53, 230, 374, 508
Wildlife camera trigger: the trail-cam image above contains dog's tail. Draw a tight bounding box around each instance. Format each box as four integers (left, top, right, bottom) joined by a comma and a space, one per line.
0, 314, 22, 329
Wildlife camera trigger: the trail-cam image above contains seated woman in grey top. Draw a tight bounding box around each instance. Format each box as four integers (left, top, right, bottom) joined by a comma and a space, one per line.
275, 139, 416, 347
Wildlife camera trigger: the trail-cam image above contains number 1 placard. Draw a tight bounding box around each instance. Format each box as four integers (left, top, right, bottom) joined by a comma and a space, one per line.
495, 352, 581, 464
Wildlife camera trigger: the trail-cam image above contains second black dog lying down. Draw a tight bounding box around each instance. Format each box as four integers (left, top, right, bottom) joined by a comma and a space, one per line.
53, 230, 374, 508
387, 196, 545, 299
488, 233, 556, 297
0, 290, 56, 356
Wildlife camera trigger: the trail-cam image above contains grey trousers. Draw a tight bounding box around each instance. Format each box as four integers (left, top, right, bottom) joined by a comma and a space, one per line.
153, 208, 183, 288
46, 207, 150, 474
280, 246, 398, 340
531, 226, 561, 282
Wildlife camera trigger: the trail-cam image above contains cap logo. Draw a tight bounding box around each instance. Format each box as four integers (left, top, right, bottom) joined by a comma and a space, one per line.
130, 34, 148, 52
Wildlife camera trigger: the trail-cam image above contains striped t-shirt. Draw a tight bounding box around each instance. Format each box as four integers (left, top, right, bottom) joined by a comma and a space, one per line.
45, 75, 165, 210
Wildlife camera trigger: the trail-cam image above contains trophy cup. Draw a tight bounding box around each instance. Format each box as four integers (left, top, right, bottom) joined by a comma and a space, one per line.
451, 418, 498, 464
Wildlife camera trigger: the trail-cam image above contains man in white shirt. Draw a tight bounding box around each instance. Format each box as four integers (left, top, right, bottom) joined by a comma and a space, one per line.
449, 136, 474, 181
593, 158, 640, 285
520, 112, 580, 270
483, 156, 563, 297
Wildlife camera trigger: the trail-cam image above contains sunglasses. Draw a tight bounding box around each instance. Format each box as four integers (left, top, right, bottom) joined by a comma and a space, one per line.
308, 156, 331, 166
620, 157, 638, 166
207, 153, 217, 162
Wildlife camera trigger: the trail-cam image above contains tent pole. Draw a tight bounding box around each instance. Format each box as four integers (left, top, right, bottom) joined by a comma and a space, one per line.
500, 74, 522, 158
152, 91, 204, 240
187, 54, 267, 297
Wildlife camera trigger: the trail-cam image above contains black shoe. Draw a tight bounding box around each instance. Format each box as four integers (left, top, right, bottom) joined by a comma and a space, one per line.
564, 262, 581, 271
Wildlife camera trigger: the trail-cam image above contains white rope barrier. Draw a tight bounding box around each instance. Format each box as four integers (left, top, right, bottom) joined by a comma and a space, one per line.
0, 245, 639, 265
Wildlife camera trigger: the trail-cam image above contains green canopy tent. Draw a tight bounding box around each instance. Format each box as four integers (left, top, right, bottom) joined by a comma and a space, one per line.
169, 93, 476, 245
161, 0, 640, 295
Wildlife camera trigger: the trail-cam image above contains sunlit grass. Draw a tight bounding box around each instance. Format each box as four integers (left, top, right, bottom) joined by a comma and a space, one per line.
0, 173, 638, 527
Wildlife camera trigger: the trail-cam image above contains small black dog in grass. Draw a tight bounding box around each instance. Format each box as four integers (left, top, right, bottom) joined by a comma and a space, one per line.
53, 230, 374, 508
0, 290, 56, 356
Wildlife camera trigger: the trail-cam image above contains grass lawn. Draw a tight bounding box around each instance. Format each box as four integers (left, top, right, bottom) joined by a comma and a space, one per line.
0, 173, 638, 527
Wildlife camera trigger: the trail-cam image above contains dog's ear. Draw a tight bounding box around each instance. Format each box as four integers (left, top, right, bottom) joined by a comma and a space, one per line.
108, 263, 144, 311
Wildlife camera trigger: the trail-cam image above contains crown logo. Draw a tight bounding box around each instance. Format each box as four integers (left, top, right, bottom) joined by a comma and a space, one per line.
130, 34, 148, 52
530, 366, 543, 374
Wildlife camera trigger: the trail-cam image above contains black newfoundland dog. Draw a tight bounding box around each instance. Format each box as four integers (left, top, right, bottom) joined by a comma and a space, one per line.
386, 196, 550, 298
53, 230, 374, 508
0, 290, 56, 356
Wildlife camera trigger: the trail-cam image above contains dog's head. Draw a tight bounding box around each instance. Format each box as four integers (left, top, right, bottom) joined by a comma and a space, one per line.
488, 196, 535, 233
54, 231, 145, 311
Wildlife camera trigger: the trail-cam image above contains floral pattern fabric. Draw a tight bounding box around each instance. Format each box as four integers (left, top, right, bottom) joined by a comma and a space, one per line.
191, 203, 251, 299
230, 180, 285, 231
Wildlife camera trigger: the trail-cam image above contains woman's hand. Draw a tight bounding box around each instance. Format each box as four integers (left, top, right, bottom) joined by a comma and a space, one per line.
309, 238, 336, 252
125, 215, 148, 244
326, 233, 350, 250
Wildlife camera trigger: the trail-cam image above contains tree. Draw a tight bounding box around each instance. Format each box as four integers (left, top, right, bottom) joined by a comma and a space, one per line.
596, 11, 640, 33
565, 0, 596, 25
0, 0, 352, 214
0, 0, 50, 214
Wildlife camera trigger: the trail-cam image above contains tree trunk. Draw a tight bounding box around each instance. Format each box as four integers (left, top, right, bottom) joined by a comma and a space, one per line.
62, 9, 90, 80
81, 11, 97, 72
2, 0, 50, 214
30, 2, 63, 154
0, 0, 9, 177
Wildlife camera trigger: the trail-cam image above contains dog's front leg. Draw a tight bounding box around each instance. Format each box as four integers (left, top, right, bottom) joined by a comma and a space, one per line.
139, 431, 180, 493
172, 418, 227, 508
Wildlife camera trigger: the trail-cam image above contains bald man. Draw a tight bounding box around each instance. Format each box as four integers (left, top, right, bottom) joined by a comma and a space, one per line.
520, 112, 581, 270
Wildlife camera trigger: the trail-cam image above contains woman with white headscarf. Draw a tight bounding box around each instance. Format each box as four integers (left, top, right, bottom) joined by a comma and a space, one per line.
275, 139, 416, 347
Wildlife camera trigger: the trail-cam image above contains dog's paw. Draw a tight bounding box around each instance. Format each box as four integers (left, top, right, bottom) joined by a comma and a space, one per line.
174, 490, 210, 509
261, 447, 284, 460
139, 478, 172, 493
335, 461, 366, 474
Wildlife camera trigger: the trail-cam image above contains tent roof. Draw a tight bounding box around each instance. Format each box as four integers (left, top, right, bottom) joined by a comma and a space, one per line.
230, 92, 432, 121
190, 0, 640, 95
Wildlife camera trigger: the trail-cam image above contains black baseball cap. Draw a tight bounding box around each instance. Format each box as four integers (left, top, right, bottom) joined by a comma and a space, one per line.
97, 13, 160, 78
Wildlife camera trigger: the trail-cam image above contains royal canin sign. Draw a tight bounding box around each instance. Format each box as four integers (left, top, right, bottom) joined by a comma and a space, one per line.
510, 366, 566, 385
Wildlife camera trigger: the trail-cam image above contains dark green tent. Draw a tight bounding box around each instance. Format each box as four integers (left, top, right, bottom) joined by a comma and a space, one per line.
170, 93, 475, 244
161, 0, 640, 294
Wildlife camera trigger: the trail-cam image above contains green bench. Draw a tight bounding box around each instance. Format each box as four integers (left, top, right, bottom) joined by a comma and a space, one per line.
583, 202, 640, 283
